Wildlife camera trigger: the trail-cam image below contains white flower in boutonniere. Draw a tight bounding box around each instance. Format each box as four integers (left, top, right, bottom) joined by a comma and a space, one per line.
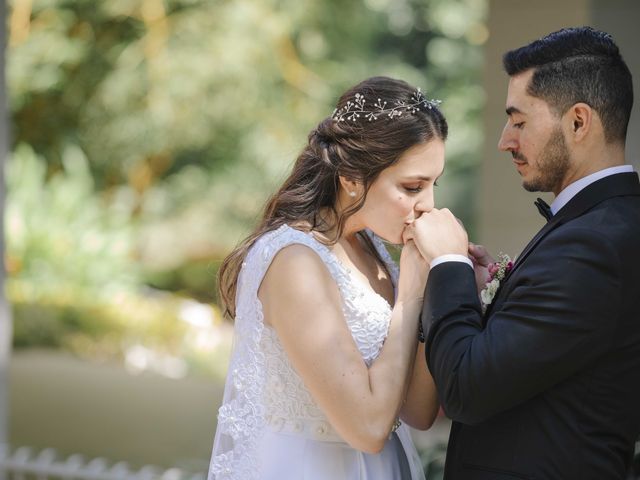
480, 253, 513, 313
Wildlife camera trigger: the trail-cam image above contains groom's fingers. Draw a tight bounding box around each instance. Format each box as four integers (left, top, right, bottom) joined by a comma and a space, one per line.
439, 208, 467, 233
410, 208, 468, 261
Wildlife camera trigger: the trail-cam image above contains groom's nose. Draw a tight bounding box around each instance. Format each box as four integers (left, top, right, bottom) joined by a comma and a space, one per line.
498, 124, 517, 152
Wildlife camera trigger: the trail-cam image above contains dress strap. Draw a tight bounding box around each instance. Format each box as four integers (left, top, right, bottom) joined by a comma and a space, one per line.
239, 225, 347, 305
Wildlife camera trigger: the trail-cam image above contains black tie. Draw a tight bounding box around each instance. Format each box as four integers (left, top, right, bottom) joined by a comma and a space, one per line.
534, 198, 553, 221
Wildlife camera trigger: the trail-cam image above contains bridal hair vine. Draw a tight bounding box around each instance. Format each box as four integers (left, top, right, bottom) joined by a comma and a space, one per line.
331, 88, 442, 122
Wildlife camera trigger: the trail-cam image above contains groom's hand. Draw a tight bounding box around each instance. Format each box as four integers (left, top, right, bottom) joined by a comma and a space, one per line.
404, 208, 468, 265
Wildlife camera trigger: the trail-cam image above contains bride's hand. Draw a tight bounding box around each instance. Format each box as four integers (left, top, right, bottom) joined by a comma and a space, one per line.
397, 238, 429, 304
469, 242, 495, 294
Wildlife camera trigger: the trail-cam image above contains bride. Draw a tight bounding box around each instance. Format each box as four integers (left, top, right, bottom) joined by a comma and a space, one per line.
209, 76, 447, 479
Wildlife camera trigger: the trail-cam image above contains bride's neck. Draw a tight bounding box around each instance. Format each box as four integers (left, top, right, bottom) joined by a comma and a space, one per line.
311, 207, 362, 244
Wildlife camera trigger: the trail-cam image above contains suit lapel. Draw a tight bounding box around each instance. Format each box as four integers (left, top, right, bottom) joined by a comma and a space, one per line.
483, 172, 640, 320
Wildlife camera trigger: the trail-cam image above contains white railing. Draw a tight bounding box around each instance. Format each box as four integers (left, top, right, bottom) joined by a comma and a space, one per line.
0, 446, 206, 480
1, 442, 637, 480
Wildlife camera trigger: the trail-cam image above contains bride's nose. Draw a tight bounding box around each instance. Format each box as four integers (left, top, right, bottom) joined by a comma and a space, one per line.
414, 195, 434, 215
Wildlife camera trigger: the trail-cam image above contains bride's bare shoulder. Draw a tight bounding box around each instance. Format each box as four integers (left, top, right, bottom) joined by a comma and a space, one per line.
264, 243, 330, 287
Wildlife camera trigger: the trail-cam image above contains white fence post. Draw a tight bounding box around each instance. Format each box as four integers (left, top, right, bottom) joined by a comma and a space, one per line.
0, 446, 207, 480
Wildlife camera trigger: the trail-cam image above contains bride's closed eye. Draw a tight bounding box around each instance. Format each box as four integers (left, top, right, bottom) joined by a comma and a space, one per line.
403, 180, 438, 193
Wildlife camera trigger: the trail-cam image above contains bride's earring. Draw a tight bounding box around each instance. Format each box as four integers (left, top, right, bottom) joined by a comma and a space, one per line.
349, 191, 356, 198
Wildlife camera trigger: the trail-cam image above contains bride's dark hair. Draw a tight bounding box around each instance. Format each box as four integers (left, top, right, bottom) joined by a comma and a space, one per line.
218, 76, 448, 318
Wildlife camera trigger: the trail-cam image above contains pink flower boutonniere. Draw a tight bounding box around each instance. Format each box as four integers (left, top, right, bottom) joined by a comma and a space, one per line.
480, 253, 513, 313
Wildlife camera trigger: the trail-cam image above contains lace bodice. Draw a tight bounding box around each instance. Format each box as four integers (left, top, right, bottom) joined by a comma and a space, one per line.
261, 225, 399, 431
209, 224, 399, 479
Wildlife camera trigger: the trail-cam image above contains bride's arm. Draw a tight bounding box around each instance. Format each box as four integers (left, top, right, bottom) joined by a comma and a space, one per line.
259, 243, 424, 454
400, 342, 440, 430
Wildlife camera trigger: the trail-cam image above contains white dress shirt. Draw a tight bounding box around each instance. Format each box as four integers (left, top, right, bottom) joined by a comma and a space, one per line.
430, 164, 636, 270
550, 164, 634, 215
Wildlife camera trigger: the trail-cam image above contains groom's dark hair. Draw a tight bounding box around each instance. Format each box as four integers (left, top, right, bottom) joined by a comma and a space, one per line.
503, 26, 633, 144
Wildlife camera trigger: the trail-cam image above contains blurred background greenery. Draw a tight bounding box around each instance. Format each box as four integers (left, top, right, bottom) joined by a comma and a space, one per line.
7, 0, 486, 375
6, 0, 486, 474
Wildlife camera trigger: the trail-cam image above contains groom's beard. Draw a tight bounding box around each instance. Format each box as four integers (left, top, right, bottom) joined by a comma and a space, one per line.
519, 127, 571, 193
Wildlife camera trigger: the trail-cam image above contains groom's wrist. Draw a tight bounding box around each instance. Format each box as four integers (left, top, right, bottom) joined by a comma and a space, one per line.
430, 254, 474, 270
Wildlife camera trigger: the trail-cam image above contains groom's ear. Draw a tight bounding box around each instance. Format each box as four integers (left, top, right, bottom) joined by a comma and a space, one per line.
565, 102, 593, 143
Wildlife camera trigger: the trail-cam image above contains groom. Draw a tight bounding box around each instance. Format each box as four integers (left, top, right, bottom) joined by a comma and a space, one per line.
408, 27, 640, 479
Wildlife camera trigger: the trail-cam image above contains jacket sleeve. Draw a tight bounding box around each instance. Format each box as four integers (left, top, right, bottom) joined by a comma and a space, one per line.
423, 226, 622, 425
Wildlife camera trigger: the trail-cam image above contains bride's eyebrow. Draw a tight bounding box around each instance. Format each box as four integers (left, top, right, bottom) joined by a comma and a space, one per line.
401, 171, 445, 182
401, 175, 431, 182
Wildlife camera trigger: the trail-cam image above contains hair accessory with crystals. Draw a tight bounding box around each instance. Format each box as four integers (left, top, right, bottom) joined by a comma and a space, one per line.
331, 87, 442, 122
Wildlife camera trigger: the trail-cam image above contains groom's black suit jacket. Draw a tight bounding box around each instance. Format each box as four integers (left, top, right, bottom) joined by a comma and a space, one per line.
423, 172, 640, 479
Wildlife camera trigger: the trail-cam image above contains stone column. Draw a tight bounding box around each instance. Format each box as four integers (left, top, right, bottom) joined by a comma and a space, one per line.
591, 0, 640, 173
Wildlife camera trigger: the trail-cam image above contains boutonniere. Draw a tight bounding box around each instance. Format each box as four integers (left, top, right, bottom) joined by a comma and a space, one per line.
480, 253, 513, 313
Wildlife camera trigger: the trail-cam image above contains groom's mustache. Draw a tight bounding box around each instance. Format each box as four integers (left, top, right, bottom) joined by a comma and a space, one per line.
511, 151, 527, 163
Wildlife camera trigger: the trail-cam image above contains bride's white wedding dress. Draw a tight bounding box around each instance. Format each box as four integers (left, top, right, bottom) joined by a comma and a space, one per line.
208, 224, 426, 480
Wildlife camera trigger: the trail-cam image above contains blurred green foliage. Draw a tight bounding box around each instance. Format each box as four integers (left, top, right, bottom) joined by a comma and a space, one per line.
7, 0, 486, 365
6, 143, 139, 297
6, 145, 231, 379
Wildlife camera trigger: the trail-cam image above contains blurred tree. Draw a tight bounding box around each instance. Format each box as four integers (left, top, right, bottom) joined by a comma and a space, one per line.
5, 2, 486, 467
1, 0, 11, 470
7, 0, 487, 303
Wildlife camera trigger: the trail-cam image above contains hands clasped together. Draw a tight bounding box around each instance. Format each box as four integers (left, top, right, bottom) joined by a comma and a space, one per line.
398, 208, 496, 302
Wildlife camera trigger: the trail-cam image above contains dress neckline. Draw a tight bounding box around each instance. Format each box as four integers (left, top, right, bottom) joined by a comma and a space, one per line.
281, 224, 395, 310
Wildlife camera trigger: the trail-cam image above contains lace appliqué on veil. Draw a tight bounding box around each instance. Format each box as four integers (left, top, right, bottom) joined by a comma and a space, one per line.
208, 225, 398, 480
